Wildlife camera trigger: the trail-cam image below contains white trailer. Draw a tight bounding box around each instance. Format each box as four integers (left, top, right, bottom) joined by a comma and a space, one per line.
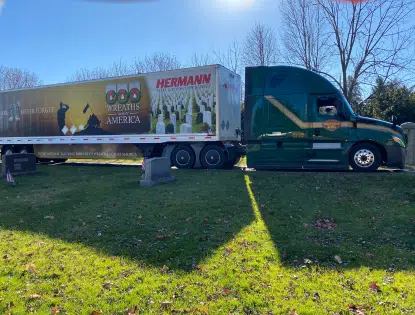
0, 65, 242, 169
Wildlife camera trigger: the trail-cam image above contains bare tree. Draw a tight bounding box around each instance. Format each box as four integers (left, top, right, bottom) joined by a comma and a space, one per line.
67, 66, 110, 82
242, 23, 278, 67
108, 58, 134, 77
0, 66, 42, 90
280, 0, 330, 72
188, 52, 213, 67
67, 58, 134, 82
316, 0, 415, 101
213, 40, 243, 75
132, 52, 181, 73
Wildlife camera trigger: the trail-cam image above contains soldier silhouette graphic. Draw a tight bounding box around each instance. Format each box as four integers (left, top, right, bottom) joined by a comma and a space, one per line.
57, 102, 70, 135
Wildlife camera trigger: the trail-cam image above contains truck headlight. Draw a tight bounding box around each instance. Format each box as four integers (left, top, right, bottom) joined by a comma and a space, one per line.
392, 136, 405, 147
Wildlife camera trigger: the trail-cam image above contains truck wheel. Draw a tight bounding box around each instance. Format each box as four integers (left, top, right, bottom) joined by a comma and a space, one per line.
350, 143, 381, 172
171, 145, 195, 169
200, 145, 226, 169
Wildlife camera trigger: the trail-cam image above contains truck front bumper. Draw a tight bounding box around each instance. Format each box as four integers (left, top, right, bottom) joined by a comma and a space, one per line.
386, 146, 406, 169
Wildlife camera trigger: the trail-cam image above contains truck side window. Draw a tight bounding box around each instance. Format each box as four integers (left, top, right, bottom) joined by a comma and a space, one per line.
317, 97, 339, 116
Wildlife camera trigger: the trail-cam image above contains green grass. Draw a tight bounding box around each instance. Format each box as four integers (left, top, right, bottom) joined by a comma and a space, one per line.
0, 166, 414, 314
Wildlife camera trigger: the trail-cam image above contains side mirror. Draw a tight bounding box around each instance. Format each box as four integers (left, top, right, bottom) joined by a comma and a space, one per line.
391, 115, 397, 127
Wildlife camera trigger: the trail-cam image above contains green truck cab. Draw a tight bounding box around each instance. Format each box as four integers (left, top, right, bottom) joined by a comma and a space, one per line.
244, 66, 406, 171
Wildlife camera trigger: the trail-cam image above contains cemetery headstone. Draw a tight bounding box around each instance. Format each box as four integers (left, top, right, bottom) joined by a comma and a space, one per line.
140, 157, 175, 187
2, 153, 37, 177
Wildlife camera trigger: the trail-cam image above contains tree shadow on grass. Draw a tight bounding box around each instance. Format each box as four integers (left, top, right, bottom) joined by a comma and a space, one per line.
0, 165, 254, 271
247, 171, 415, 270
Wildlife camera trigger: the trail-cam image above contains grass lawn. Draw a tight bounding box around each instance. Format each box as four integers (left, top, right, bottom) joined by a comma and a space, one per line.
0, 166, 414, 314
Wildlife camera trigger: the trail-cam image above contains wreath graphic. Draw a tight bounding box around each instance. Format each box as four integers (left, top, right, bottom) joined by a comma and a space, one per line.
130, 87, 141, 103
106, 90, 117, 105
118, 88, 129, 105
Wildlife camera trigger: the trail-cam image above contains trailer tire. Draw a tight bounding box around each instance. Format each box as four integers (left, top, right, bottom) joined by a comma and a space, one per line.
171, 145, 195, 169
350, 143, 381, 172
200, 145, 226, 169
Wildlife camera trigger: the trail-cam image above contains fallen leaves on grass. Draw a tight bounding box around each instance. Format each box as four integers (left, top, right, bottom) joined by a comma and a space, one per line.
369, 282, 381, 292
312, 218, 336, 231
304, 258, 313, 264
156, 234, 168, 240
161, 301, 173, 309
126, 305, 138, 315
334, 255, 342, 264
50, 305, 59, 314
38, 242, 46, 246
103, 282, 112, 290
24, 264, 37, 273
3, 254, 10, 260
110, 256, 116, 260
348, 304, 367, 315
348, 303, 357, 310
223, 289, 232, 295
161, 265, 169, 273
90, 311, 103, 315
7, 301, 15, 309
29, 294, 41, 299
44, 216, 54, 220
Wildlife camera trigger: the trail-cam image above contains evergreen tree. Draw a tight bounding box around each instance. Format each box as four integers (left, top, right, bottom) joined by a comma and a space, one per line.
367, 78, 415, 124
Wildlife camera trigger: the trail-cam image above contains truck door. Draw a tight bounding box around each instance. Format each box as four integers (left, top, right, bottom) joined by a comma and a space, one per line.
258, 93, 312, 167
307, 94, 351, 166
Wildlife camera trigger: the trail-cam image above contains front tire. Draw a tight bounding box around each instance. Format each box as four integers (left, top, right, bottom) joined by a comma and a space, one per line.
350, 143, 381, 172
171, 145, 195, 169
200, 145, 226, 169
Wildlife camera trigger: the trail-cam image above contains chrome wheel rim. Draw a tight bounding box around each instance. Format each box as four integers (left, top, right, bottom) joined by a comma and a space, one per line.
176, 150, 190, 166
354, 149, 375, 168
205, 150, 220, 166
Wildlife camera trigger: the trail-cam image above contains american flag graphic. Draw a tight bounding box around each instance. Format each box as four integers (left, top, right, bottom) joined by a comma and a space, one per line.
6, 168, 16, 186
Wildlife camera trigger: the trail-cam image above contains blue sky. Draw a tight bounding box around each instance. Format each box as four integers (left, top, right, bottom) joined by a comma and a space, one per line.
0, 0, 280, 85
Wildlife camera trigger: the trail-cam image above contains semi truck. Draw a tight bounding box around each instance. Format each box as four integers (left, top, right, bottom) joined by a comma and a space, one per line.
0, 64, 407, 172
